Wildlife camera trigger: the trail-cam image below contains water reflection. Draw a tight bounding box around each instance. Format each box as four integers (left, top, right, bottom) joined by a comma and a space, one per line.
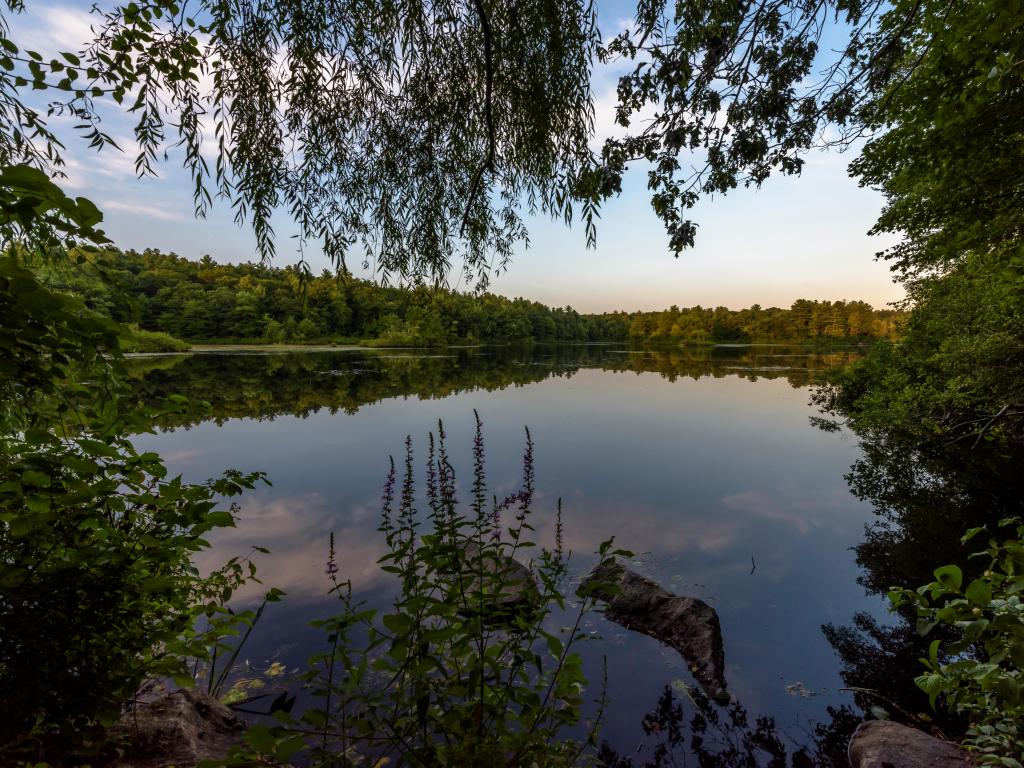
813, 431, 1024, 751
126, 344, 861, 429
126, 344, 916, 764
193, 492, 390, 600
596, 685, 825, 767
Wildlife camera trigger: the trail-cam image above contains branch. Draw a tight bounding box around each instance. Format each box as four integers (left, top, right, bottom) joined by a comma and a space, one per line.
971, 404, 1016, 448
460, 0, 496, 238
943, 403, 1024, 447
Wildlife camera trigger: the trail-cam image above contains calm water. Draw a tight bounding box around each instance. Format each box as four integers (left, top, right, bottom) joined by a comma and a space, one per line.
129, 344, 885, 762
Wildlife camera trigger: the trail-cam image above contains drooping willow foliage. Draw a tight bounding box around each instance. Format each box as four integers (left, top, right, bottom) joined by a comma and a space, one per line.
2, 0, 601, 285
3, 0, 1009, 284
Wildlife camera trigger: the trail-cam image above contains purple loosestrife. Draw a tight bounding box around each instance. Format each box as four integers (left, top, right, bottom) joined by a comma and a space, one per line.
399, 435, 416, 527
397, 435, 418, 571
489, 426, 536, 538
472, 410, 487, 522
380, 455, 396, 535
325, 531, 339, 579
555, 499, 564, 568
435, 420, 458, 534
426, 431, 440, 524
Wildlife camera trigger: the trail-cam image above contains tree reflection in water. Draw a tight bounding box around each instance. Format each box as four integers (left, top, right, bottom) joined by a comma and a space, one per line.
600, 407, 1024, 767
596, 685, 826, 767
811, 425, 1024, 758
126, 344, 1024, 764
124, 344, 856, 430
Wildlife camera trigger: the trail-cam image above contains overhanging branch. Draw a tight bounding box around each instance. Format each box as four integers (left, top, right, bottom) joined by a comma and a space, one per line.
460, 0, 496, 238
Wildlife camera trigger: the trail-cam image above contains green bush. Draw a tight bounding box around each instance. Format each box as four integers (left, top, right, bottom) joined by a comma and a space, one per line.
0, 433, 265, 760
121, 325, 191, 353
0, 241, 264, 762
890, 517, 1024, 766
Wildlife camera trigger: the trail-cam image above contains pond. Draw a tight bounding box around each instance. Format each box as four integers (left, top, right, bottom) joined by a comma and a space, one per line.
128, 344, 888, 764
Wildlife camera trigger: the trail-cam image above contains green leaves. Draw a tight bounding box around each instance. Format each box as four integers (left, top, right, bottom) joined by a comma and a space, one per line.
0, 165, 109, 250
0, 247, 268, 756
0, 420, 266, 755
934, 565, 963, 592
0, 0, 601, 286
967, 579, 994, 607
596, 0, 903, 254
893, 517, 1024, 764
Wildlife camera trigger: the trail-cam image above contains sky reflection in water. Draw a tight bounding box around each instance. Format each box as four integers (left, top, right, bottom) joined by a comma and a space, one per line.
129, 345, 882, 758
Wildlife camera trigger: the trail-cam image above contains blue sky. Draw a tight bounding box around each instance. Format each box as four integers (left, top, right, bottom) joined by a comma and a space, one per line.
10, 1, 904, 313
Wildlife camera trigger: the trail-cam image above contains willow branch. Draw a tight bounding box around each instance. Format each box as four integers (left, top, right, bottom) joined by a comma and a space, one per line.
460, 0, 496, 238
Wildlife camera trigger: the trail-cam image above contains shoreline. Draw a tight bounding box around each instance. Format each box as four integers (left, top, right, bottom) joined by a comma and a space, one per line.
126, 339, 873, 357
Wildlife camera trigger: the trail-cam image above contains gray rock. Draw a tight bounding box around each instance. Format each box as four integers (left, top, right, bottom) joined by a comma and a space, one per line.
104, 688, 246, 767
462, 542, 539, 612
848, 720, 973, 768
579, 559, 729, 704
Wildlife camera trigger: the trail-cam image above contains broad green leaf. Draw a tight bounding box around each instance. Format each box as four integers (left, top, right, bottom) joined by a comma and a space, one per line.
934, 565, 963, 592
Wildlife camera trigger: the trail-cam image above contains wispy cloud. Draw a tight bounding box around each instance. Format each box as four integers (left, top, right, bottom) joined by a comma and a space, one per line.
10, 4, 96, 54
101, 199, 188, 221
192, 492, 391, 602
720, 491, 815, 535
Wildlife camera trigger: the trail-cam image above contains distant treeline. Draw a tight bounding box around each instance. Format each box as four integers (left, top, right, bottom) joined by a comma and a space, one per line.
37, 249, 905, 345
625, 301, 904, 344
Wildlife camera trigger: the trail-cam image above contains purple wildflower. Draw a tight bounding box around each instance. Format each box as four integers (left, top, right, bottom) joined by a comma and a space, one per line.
326, 531, 338, 578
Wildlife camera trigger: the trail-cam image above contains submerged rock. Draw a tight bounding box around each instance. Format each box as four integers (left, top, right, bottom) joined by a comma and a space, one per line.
579, 559, 729, 704
848, 720, 973, 768
104, 688, 246, 767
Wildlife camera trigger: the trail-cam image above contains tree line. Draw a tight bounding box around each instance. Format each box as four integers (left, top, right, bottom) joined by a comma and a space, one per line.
39, 248, 904, 346
624, 301, 903, 344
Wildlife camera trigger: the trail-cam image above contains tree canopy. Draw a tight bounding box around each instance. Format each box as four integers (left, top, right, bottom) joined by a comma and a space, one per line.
1, 0, 601, 283
815, 0, 1024, 443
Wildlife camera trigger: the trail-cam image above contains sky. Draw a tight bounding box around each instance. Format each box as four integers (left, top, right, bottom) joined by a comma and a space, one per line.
9, 1, 905, 314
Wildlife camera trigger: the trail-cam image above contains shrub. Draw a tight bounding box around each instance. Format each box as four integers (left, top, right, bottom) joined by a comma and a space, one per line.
120, 325, 191, 353
890, 517, 1024, 766
217, 414, 629, 767
0, 434, 266, 760
0, 254, 264, 762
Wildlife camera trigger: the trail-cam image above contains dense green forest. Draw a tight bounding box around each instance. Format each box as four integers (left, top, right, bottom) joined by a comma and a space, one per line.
622, 301, 902, 344
38, 248, 904, 347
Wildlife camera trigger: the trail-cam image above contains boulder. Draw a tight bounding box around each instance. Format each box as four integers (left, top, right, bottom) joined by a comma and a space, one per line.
462, 542, 539, 613
579, 559, 729, 704
848, 720, 973, 768
103, 688, 246, 767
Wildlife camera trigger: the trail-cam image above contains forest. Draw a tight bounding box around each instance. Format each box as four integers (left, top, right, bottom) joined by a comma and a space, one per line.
38, 248, 904, 347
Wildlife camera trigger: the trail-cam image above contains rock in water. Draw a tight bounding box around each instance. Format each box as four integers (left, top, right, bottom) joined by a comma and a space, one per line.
103, 688, 246, 767
462, 542, 539, 613
580, 559, 729, 704
848, 720, 973, 768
